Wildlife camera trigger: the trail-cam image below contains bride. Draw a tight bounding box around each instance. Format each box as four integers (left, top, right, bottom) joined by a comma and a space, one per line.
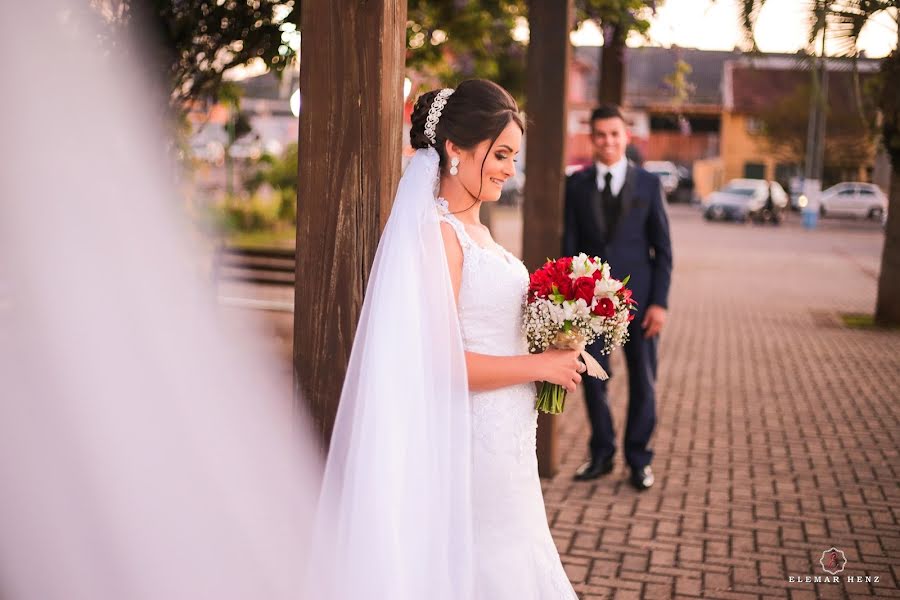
306, 79, 583, 599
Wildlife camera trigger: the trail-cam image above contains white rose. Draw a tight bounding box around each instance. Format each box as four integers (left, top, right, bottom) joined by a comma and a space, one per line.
569, 253, 593, 279
594, 277, 623, 297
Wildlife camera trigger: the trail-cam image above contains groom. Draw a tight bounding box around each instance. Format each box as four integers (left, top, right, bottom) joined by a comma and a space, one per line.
563, 104, 673, 491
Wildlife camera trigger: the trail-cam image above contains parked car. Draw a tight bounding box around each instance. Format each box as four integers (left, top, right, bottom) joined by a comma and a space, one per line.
644, 161, 679, 196
818, 182, 887, 220
672, 165, 696, 203
703, 179, 788, 222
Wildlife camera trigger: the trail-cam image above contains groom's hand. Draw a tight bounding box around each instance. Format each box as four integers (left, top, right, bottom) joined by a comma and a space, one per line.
641, 305, 667, 338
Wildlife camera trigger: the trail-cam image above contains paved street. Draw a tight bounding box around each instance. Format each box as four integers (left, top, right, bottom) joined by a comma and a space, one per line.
539, 205, 900, 599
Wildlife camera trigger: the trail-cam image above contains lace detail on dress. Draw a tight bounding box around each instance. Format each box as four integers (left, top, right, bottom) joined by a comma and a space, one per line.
471, 384, 537, 463
438, 200, 577, 599
438, 211, 529, 355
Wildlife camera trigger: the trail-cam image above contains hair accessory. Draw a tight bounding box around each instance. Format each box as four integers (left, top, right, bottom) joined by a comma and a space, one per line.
424, 88, 455, 146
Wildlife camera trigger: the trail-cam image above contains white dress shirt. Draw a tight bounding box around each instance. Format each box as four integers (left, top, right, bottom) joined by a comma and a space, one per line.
595, 156, 628, 195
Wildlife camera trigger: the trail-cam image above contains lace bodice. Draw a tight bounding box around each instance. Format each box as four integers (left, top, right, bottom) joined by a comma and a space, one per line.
438, 200, 577, 600
437, 204, 530, 356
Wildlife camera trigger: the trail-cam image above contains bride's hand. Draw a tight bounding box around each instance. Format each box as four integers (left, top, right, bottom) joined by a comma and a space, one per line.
536, 348, 584, 392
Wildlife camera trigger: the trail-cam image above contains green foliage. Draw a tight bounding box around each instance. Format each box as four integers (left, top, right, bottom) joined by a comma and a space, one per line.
277, 188, 297, 222
406, 0, 528, 103
737, 0, 900, 169
757, 76, 880, 168
208, 194, 281, 233
94, 0, 298, 108
96, 1, 664, 118
841, 312, 876, 328
404, 0, 661, 105
574, 0, 658, 42
664, 58, 695, 108
246, 143, 299, 194
201, 140, 298, 234
840, 312, 900, 330
574, 1, 661, 104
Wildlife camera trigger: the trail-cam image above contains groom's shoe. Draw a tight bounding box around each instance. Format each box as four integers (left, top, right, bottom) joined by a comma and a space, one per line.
629, 466, 654, 491
574, 456, 615, 481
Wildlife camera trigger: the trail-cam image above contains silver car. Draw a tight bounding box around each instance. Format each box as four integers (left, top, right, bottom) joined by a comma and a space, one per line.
819, 182, 888, 220
703, 179, 788, 222
644, 160, 679, 196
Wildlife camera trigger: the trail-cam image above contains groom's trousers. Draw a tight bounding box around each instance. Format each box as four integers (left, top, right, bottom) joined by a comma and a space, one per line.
582, 316, 658, 470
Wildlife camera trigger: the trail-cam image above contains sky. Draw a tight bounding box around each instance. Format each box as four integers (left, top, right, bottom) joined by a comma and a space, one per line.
570, 0, 898, 58
226, 0, 897, 80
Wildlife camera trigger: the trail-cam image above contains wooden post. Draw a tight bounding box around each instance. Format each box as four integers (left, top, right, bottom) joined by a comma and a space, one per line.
524, 0, 573, 478
294, 1, 406, 447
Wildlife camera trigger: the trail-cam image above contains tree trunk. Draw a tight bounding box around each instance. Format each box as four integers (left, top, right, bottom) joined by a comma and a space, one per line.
294, 0, 406, 447
875, 166, 900, 326
874, 39, 900, 327
524, 0, 573, 478
597, 23, 625, 106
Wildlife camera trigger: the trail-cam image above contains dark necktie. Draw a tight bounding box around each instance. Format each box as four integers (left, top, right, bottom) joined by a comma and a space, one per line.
602, 171, 619, 232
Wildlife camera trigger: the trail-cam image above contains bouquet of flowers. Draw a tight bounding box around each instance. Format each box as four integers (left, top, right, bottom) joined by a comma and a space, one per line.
523, 253, 636, 414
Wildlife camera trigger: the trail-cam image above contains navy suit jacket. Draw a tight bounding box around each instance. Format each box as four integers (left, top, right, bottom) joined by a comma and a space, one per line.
563, 163, 673, 315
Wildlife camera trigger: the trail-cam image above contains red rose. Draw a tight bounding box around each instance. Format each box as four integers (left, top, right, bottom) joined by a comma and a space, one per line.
529, 268, 554, 299
556, 276, 574, 299
573, 276, 595, 303
592, 297, 615, 318
547, 257, 573, 298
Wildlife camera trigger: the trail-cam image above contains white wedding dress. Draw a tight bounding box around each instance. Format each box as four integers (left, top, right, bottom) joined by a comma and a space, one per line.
439, 204, 578, 600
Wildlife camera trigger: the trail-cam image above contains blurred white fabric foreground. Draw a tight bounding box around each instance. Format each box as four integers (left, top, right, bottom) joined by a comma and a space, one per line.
0, 5, 321, 600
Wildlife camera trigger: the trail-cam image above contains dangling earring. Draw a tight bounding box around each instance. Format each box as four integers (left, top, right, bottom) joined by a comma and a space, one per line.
449, 156, 459, 176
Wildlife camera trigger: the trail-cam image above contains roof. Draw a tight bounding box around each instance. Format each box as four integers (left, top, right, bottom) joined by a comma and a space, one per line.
573, 46, 882, 112
573, 46, 742, 108
726, 57, 881, 113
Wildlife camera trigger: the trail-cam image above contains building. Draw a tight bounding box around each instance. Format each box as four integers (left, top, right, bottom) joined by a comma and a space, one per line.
569, 46, 734, 167
569, 46, 883, 198
722, 55, 881, 185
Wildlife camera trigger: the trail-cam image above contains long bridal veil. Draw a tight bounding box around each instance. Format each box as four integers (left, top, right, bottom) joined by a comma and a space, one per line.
0, 5, 320, 599
1, 3, 474, 598
304, 147, 474, 600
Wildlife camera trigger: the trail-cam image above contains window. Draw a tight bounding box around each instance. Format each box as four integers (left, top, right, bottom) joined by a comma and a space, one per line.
775, 163, 799, 183
743, 162, 765, 179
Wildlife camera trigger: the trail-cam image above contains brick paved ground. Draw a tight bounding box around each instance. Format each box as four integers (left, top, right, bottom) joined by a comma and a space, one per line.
220, 204, 899, 599
540, 206, 900, 599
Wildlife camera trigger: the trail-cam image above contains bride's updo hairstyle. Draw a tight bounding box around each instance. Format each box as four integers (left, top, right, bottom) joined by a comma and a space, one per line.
410, 79, 524, 176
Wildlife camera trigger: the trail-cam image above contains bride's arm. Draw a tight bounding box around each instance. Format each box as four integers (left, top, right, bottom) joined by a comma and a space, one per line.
440, 223, 582, 393
465, 351, 579, 392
